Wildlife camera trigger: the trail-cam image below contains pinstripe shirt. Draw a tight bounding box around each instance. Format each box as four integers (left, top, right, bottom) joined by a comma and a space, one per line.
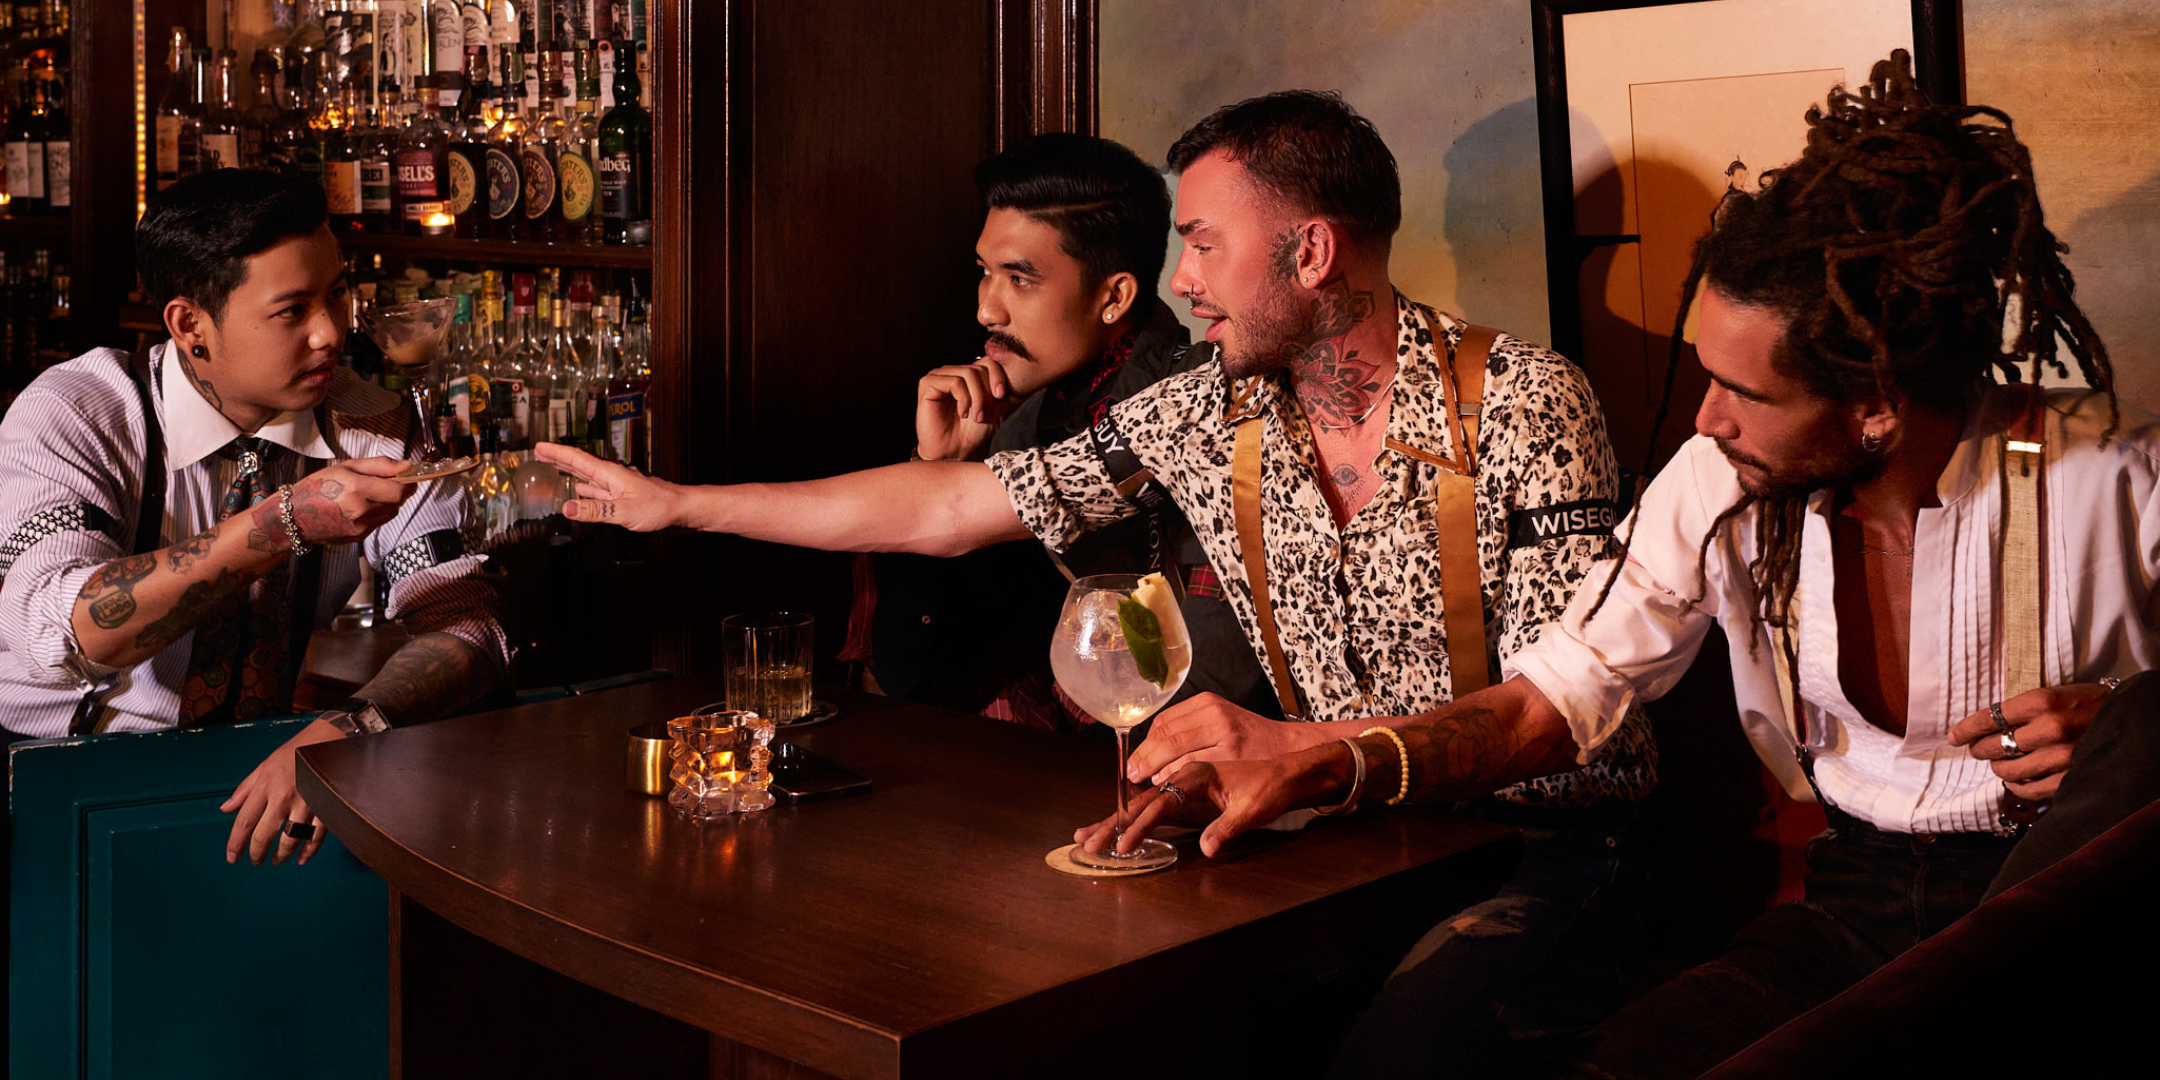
0, 342, 508, 738
1514, 385, 2160, 834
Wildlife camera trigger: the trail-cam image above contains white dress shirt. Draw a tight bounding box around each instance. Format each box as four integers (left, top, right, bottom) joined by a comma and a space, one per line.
1509, 384, 2160, 834
0, 343, 508, 738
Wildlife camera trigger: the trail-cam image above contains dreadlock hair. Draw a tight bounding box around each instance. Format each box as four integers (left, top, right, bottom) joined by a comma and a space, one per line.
1590, 49, 2113, 644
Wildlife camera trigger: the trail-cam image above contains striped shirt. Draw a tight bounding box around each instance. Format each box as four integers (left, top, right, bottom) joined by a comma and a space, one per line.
1513, 385, 2160, 834
0, 342, 508, 738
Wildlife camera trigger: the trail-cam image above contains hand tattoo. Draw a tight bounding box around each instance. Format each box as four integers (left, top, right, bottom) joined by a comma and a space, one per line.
289, 484, 348, 542
132, 567, 243, 651
167, 527, 219, 574
247, 501, 288, 552
83, 554, 156, 629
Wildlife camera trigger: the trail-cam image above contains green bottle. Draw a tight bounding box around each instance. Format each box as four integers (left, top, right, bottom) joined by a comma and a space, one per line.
596, 41, 649, 245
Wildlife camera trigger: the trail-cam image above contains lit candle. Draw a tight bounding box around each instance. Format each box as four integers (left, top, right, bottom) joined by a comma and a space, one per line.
422, 210, 455, 236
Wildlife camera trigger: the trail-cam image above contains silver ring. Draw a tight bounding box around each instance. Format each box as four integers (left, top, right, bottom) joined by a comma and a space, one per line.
2101, 676, 2123, 694
1158, 782, 1187, 807
1990, 701, 2010, 734
1999, 729, 2024, 757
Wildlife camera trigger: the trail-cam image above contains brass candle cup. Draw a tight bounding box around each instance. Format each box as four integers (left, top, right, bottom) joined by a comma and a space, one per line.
628, 721, 673, 795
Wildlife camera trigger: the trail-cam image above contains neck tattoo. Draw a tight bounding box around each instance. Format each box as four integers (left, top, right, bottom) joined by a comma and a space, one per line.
1289, 280, 1389, 431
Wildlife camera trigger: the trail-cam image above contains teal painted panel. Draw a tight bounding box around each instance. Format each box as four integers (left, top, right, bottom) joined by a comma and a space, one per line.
11, 719, 389, 1080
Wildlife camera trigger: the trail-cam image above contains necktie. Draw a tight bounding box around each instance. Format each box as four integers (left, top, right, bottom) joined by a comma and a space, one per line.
178, 438, 300, 725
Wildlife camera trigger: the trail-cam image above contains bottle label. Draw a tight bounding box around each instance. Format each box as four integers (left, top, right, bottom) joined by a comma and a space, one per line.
395, 149, 441, 201
520, 145, 557, 219
500, 377, 530, 443
5, 141, 38, 200
432, 0, 464, 75
443, 377, 473, 436
44, 140, 69, 208
486, 146, 521, 219
361, 158, 394, 212
547, 398, 569, 442
447, 152, 480, 215
325, 160, 364, 214
558, 150, 595, 222
154, 116, 183, 179
599, 151, 636, 217
202, 133, 241, 172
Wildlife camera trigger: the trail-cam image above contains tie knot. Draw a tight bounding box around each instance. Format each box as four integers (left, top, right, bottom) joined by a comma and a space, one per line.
222, 437, 272, 476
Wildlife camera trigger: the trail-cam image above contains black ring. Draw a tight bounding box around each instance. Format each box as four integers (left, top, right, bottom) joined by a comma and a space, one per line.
283, 820, 316, 841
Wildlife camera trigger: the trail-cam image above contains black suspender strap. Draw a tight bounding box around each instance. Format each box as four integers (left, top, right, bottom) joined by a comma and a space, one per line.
73, 348, 168, 735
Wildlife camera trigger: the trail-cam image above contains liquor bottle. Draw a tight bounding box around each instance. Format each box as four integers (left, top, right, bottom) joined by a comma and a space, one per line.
520, 51, 563, 243
440, 290, 475, 455
429, 0, 463, 107
393, 91, 449, 234
534, 288, 569, 442
596, 47, 648, 244
558, 44, 600, 244
376, 0, 409, 98
271, 48, 323, 180
194, 53, 238, 174
581, 285, 612, 453
323, 86, 364, 226
241, 49, 284, 168
5, 71, 45, 215
446, 46, 490, 237
493, 271, 539, 448
485, 75, 527, 239
606, 283, 650, 469
359, 94, 398, 230
469, 271, 500, 449
487, 0, 518, 95
153, 29, 197, 191
37, 59, 64, 214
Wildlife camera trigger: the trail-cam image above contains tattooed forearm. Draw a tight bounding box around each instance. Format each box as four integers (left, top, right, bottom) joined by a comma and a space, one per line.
132, 567, 244, 652
82, 553, 157, 628
1374, 705, 1578, 804
356, 632, 498, 724
166, 526, 220, 573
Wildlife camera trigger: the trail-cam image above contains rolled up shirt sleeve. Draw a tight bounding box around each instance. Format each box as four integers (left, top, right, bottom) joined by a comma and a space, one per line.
363, 468, 511, 669
1508, 438, 1732, 762
986, 426, 1142, 554
0, 378, 150, 689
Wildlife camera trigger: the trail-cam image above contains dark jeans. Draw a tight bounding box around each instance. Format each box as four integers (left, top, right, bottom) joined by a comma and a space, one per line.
1569, 670, 2160, 1080
1329, 800, 1644, 1080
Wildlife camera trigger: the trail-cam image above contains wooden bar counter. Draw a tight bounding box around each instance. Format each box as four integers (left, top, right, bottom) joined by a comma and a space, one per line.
297, 678, 1519, 1079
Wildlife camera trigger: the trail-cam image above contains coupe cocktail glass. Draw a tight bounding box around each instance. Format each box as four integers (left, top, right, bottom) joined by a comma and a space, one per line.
357, 296, 475, 481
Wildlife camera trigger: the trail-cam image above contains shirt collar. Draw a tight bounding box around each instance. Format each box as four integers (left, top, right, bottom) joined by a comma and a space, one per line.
157, 340, 335, 471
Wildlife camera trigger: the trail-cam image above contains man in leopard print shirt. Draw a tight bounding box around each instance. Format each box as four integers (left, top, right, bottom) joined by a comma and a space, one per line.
537, 91, 1655, 1075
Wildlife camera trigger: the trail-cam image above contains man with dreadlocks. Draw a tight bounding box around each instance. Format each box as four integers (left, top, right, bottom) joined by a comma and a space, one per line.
1090, 52, 2160, 1075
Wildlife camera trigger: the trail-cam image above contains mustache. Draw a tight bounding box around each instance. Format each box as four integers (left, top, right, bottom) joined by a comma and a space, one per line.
985, 331, 1032, 361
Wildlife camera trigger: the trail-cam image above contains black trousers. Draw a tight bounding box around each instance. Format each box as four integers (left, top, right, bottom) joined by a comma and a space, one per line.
1566, 670, 2160, 1080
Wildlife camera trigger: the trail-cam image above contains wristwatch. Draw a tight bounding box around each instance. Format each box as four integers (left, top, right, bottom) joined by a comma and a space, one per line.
319, 696, 391, 737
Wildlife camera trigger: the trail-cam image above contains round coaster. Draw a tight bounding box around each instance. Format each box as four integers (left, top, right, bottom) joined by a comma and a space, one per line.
1045, 843, 1175, 878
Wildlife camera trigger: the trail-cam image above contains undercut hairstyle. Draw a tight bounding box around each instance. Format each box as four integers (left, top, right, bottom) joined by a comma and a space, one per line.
136, 168, 331, 321
1166, 89, 1401, 244
975, 133, 1173, 296
1594, 50, 2114, 644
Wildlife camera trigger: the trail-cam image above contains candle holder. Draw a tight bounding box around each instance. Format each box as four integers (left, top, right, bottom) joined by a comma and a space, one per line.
666, 709, 777, 819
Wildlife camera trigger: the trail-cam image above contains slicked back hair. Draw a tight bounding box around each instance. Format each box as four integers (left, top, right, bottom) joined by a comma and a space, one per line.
975, 133, 1173, 297
1593, 50, 2115, 642
137, 168, 330, 322
1166, 89, 1401, 244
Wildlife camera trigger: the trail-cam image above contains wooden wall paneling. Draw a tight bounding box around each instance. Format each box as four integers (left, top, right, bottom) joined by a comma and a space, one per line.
67, 0, 154, 355
995, 0, 1097, 142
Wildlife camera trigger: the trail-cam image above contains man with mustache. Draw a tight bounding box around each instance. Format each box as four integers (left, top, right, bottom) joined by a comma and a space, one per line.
538, 91, 1651, 1071
854, 133, 1274, 728
1084, 55, 2160, 1076
0, 170, 508, 868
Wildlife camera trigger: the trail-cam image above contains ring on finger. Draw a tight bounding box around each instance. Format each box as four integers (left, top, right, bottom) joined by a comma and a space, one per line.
283, 820, 316, 841
1990, 701, 2010, 734
1999, 729, 2024, 757
1159, 782, 1187, 807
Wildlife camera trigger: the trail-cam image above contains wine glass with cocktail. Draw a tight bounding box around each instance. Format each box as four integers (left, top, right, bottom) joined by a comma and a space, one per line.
1050, 572, 1191, 872
357, 296, 480, 482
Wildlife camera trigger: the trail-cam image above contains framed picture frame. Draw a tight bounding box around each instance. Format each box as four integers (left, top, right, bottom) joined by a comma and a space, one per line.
1531, 0, 1964, 468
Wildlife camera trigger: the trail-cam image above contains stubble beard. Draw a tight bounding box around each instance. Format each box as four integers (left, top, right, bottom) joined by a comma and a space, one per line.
1718, 435, 1886, 500
1217, 274, 1317, 381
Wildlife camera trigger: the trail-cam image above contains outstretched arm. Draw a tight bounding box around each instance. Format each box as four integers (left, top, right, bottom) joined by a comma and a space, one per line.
534, 442, 1034, 556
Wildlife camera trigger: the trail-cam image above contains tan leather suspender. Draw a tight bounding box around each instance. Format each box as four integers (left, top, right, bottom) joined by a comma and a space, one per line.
2001, 393, 2047, 696
1230, 319, 1499, 720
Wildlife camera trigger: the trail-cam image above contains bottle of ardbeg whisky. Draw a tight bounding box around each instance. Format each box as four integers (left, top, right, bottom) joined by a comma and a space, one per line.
597, 40, 649, 244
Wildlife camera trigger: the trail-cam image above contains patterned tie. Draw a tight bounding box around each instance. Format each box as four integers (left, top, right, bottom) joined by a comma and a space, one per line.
178, 438, 300, 725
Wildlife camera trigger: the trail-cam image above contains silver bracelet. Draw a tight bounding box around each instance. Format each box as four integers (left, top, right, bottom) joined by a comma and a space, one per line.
1311, 736, 1368, 817
275, 484, 311, 556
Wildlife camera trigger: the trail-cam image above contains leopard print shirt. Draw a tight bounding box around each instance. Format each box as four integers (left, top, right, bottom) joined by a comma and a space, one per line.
988, 294, 1656, 808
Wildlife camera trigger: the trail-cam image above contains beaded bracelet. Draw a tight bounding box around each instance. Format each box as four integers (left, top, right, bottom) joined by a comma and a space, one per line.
1361, 725, 1412, 806
275, 484, 311, 557
1310, 736, 1367, 817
